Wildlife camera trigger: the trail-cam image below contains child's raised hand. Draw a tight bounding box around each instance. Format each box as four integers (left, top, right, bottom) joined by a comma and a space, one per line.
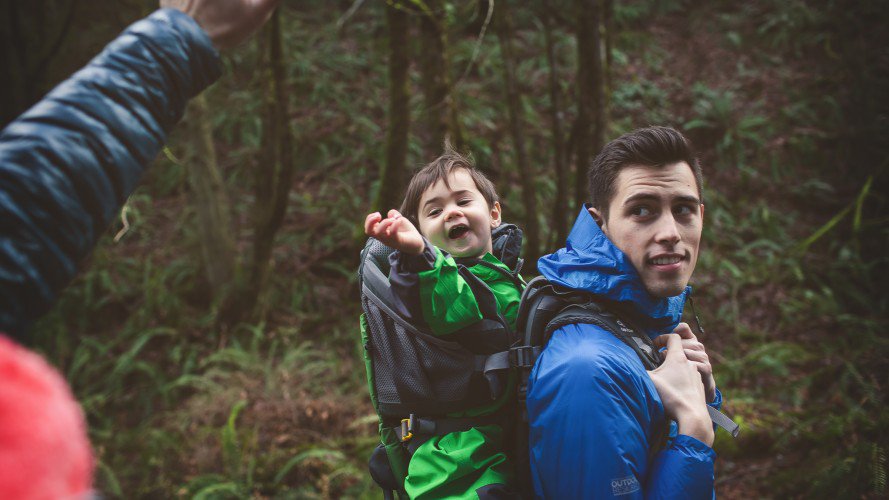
364, 210, 425, 255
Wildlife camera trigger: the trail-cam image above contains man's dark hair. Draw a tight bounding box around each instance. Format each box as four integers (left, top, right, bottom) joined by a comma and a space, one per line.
588, 126, 703, 218
400, 144, 499, 227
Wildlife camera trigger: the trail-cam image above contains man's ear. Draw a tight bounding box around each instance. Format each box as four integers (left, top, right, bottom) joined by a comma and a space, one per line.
490, 201, 502, 228
700, 203, 705, 221
587, 206, 605, 227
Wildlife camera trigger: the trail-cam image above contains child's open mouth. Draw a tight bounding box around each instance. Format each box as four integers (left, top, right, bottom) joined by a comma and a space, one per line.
448, 224, 471, 239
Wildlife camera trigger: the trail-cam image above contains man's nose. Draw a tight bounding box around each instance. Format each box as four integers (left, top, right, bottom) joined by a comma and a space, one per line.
654, 214, 681, 245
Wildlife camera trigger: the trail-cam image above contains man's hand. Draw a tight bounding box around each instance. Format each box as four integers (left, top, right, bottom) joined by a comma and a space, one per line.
365, 210, 425, 256
671, 322, 717, 403
649, 334, 714, 446
160, 0, 281, 50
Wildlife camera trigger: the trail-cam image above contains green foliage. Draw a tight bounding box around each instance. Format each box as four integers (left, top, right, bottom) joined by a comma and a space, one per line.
23, 1, 888, 497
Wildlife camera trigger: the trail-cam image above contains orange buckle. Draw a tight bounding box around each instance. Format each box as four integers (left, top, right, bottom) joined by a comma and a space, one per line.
400, 418, 413, 442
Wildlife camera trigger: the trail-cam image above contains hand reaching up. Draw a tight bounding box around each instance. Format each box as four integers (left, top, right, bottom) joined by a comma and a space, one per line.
160, 0, 281, 50
365, 210, 425, 256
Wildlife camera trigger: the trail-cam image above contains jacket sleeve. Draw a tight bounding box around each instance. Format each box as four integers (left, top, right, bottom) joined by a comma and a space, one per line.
388, 239, 483, 336
0, 9, 222, 340
527, 323, 715, 499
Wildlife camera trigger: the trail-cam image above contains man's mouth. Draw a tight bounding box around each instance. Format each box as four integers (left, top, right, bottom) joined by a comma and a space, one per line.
448, 224, 471, 239
648, 254, 685, 266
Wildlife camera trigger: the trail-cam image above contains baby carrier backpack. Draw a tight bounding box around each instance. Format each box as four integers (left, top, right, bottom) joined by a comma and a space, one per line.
358, 225, 526, 499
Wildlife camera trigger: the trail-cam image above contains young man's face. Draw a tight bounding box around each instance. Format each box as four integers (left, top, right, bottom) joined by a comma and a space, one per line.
590, 161, 704, 298
417, 169, 501, 258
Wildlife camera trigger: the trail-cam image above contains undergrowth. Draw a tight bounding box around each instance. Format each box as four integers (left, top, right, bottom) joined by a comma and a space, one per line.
27, 0, 888, 498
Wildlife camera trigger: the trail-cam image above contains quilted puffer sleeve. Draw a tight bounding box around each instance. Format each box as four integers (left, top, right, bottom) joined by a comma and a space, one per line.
0, 9, 222, 340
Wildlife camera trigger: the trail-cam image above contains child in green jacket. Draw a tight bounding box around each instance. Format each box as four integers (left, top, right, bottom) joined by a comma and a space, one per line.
364, 146, 523, 499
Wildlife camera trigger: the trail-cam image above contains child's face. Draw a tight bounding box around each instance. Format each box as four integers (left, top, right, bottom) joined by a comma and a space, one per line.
416, 169, 501, 258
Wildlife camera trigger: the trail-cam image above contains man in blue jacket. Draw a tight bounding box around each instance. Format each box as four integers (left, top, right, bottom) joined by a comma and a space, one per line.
526, 126, 722, 498
0, 0, 278, 495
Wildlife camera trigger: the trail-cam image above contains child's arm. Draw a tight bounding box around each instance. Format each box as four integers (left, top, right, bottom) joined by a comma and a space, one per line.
365, 210, 484, 336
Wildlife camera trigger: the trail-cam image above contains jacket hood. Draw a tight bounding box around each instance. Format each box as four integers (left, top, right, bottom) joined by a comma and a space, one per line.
537, 206, 689, 336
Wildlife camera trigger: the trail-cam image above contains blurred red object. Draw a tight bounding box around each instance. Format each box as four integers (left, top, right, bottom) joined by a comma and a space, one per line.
0, 335, 93, 498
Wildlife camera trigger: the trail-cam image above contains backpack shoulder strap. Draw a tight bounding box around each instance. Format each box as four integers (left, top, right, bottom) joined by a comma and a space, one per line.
544, 301, 662, 370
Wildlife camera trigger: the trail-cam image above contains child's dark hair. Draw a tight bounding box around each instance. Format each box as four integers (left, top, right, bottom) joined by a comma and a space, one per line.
400, 144, 499, 226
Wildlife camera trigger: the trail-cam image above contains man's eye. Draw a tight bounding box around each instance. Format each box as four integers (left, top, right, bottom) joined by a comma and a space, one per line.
630, 206, 652, 217
674, 205, 694, 216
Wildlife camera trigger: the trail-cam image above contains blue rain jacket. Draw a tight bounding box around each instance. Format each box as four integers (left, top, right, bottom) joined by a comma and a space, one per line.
0, 9, 221, 340
527, 207, 718, 499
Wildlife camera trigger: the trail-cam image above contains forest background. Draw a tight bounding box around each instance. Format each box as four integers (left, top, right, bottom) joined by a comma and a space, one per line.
2, 0, 887, 498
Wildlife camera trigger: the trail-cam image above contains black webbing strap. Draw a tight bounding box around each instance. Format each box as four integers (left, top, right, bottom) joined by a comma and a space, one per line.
392, 413, 504, 455
544, 305, 661, 370
481, 346, 542, 374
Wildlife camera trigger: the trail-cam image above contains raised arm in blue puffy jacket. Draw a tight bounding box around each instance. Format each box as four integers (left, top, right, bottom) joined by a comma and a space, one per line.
0, 9, 222, 341
526, 207, 721, 499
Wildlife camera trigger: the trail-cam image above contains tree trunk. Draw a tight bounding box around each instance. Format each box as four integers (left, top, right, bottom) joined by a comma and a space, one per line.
220, 10, 297, 324
592, 0, 606, 155
375, 2, 411, 213
418, 0, 463, 155
541, 0, 569, 246
603, 0, 614, 125
573, 0, 605, 210
184, 93, 236, 297
496, 0, 540, 269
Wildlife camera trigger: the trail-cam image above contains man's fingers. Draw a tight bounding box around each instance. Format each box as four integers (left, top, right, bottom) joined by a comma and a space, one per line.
654, 333, 679, 349
690, 361, 713, 376
674, 322, 696, 340
683, 349, 710, 364
653, 334, 686, 362
682, 338, 705, 352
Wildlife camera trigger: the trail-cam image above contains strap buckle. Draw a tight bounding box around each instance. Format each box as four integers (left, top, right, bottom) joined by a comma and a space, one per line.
400, 414, 416, 442
509, 345, 538, 369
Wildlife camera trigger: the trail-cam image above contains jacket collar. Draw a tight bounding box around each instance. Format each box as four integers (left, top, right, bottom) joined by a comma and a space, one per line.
536, 206, 689, 336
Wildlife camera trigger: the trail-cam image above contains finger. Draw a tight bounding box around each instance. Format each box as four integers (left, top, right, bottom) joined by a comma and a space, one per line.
681, 338, 705, 352
673, 322, 696, 340
683, 349, 710, 365
690, 361, 713, 377
388, 209, 402, 219
653, 333, 679, 349
381, 219, 398, 236
374, 218, 392, 236
654, 334, 685, 362
364, 212, 382, 234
